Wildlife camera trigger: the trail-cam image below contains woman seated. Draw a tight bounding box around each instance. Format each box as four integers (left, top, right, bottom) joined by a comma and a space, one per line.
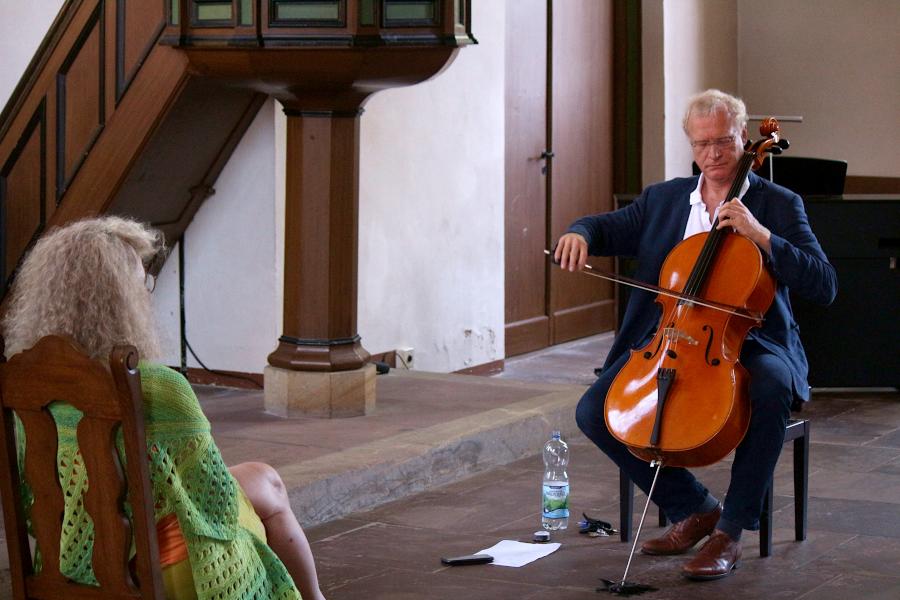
2, 216, 326, 600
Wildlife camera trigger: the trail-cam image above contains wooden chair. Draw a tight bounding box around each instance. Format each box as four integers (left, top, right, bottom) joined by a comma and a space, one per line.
618, 417, 810, 557
0, 335, 163, 599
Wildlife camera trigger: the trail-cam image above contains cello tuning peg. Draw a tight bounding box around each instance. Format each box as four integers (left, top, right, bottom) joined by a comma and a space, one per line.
777, 138, 790, 150
768, 147, 783, 155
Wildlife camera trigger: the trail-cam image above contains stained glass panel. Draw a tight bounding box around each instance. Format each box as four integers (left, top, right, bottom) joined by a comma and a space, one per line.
383, 0, 436, 25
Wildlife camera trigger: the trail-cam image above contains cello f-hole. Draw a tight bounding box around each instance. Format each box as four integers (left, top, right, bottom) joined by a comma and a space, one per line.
702, 324, 720, 366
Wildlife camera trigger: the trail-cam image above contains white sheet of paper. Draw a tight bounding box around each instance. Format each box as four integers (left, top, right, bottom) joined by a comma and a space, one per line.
475, 540, 561, 567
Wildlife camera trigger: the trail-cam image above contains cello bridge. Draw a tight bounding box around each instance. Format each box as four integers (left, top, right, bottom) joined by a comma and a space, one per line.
663, 327, 698, 346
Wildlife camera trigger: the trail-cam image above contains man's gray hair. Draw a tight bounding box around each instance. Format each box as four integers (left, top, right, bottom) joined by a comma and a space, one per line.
682, 89, 748, 134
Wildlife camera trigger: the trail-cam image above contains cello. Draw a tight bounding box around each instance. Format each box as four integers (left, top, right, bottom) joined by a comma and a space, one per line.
604, 118, 788, 469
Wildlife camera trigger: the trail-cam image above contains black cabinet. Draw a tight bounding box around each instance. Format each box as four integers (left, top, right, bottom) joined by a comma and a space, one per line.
792, 196, 898, 388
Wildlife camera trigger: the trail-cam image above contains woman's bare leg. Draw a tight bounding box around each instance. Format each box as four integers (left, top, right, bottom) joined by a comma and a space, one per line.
229, 462, 325, 600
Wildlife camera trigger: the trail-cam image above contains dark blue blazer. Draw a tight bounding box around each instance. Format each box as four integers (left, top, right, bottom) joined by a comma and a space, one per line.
568, 173, 837, 401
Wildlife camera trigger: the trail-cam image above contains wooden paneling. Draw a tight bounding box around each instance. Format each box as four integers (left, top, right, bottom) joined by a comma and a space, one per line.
51, 46, 190, 224
0, 2, 81, 144
116, 0, 166, 101
505, 0, 616, 357
549, 0, 615, 344
504, 0, 549, 357
56, 3, 105, 200
505, 315, 550, 359
267, 110, 370, 372
552, 299, 615, 345
0, 0, 187, 248
845, 176, 900, 194
0, 103, 46, 295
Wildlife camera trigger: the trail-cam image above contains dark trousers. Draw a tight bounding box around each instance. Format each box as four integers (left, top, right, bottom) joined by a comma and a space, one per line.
575, 340, 793, 531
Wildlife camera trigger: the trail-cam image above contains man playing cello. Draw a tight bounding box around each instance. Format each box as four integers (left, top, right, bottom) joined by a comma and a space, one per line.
554, 89, 837, 580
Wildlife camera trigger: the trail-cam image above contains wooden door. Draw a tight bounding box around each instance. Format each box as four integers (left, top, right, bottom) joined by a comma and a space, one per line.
504, 0, 550, 357
505, 0, 615, 357
548, 0, 615, 343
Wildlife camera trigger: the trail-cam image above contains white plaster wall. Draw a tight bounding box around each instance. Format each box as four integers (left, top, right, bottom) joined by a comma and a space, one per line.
0, 1, 65, 108
662, 0, 738, 180
357, 0, 506, 372
641, 0, 666, 186
152, 100, 280, 372
151, 239, 182, 363
737, 0, 900, 177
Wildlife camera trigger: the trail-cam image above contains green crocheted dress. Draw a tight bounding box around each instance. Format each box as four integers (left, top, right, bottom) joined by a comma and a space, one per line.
19, 362, 301, 599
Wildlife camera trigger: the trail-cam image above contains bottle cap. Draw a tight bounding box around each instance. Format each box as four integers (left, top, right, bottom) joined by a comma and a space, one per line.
533, 530, 551, 543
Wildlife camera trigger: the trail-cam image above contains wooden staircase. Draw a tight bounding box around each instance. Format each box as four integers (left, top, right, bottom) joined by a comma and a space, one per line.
0, 0, 265, 299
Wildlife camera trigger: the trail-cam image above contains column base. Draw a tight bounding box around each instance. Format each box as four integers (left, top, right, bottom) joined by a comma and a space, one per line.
263, 363, 376, 418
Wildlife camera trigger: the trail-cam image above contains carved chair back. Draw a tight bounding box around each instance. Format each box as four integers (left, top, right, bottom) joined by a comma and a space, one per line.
0, 335, 163, 599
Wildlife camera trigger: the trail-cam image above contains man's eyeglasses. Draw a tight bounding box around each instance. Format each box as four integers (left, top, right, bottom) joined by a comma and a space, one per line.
690, 135, 736, 152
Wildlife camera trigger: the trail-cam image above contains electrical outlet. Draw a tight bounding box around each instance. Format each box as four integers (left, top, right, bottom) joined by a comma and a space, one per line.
395, 347, 414, 369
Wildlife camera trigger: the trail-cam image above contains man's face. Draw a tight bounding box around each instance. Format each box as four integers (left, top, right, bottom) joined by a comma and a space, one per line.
687, 110, 747, 188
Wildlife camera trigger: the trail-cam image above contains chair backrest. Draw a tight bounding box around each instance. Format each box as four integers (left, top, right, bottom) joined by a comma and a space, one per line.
0, 335, 163, 599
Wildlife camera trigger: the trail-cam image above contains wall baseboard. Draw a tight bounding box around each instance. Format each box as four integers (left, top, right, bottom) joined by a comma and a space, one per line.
454, 359, 505, 376
174, 353, 507, 387
178, 366, 264, 390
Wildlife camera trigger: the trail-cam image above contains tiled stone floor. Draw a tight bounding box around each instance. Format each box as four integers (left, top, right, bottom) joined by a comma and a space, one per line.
307, 335, 900, 599
1, 333, 898, 599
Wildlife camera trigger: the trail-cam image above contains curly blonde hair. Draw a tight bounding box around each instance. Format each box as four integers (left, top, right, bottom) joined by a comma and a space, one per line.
682, 89, 748, 135
2, 216, 164, 361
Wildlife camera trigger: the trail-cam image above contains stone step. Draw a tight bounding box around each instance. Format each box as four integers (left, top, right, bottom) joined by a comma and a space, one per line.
268, 370, 586, 526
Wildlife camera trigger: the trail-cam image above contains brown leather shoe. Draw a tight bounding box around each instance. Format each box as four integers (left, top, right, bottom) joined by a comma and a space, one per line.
640, 504, 721, 555
681, 530, 742, 580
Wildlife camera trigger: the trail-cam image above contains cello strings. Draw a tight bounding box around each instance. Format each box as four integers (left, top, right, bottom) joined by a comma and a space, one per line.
685, 152, 756, 297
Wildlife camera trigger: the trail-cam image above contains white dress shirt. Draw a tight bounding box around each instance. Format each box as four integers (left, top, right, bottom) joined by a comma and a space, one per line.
683, 174, 750, 239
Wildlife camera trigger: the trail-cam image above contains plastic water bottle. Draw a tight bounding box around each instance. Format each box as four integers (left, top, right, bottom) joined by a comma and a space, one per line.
542, 430, 569, 530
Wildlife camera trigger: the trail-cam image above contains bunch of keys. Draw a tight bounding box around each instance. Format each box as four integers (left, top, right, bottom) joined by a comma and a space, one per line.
578, 513, 618, 537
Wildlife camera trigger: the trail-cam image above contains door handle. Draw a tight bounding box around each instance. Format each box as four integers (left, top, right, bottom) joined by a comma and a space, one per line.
540, 149, 554, 174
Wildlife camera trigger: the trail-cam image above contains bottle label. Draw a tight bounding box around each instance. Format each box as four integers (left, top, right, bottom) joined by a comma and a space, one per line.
542, 483, 570, 519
